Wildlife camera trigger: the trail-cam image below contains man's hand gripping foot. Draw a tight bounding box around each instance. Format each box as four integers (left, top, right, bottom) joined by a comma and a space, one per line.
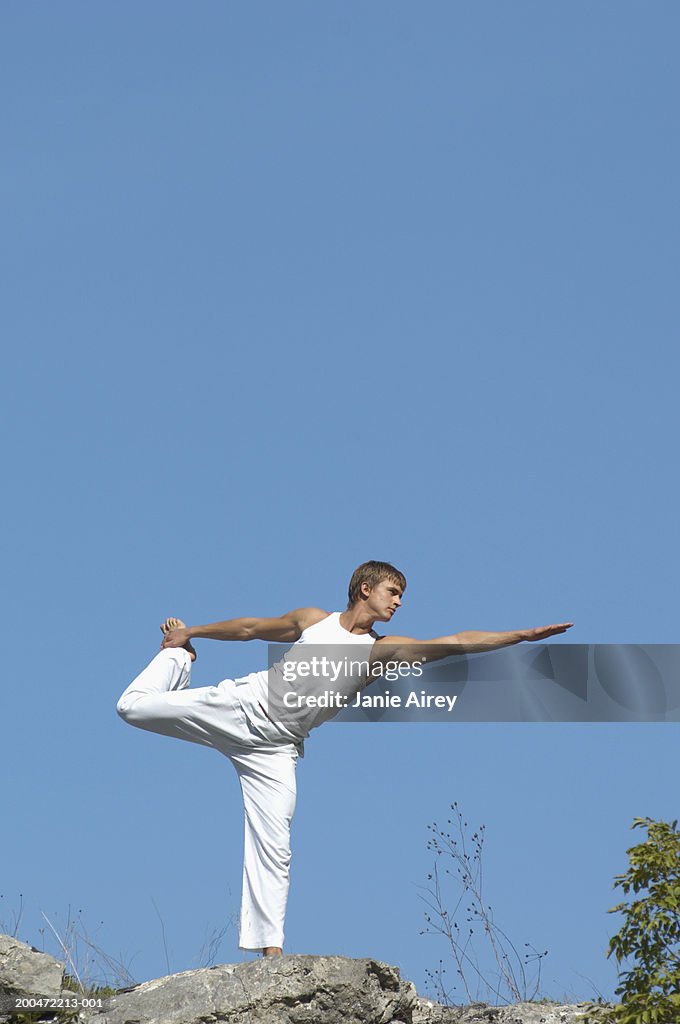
160, 617, 197, 662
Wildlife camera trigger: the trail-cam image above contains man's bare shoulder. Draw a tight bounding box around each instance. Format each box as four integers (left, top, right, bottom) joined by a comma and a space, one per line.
289, 607, 330, 631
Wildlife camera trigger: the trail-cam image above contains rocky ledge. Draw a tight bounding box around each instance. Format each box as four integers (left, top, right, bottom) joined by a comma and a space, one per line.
0, 934, 595, 1024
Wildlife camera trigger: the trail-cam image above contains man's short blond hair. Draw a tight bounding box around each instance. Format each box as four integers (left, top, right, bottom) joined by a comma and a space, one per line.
347, 560, 407, 608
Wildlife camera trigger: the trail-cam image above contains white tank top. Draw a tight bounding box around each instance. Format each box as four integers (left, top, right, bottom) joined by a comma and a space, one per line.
295, 611, 381, 648
235, 612, 379, 747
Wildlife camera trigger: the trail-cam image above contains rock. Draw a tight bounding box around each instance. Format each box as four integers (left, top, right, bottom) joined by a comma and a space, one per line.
0, 934, 64, 1000
0, 933, 599, 1024
83, 955, 417, 1024
412, 998, 593, 1024
412, 995, 464, 1023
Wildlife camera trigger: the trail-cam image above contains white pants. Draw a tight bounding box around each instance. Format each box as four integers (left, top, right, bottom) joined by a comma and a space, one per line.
116, 649, 298, 951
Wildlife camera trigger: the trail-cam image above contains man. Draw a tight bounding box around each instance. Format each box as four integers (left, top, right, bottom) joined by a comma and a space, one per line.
117, 560, 572, 957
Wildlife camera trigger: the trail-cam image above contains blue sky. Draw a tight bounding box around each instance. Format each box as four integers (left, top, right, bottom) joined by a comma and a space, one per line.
2, 1, 678, 1004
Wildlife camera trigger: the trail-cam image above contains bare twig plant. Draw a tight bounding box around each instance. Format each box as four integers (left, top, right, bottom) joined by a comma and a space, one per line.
194, 923, 230, 968
37, 907, 136, 994
420, 802, 548, 1006
151, 898, 172, 976
2, 892, 236, 991
40, 910, 85, 993
0, 893, 24, 938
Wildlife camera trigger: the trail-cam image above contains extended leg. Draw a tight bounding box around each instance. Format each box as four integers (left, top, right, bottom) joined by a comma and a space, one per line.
230, 746, 298, 952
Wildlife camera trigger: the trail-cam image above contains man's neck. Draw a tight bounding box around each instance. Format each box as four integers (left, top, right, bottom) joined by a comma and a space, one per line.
338, 606, 375, 635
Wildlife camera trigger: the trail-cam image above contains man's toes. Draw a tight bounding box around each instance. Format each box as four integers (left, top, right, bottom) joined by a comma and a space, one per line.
160, 616, 187, 635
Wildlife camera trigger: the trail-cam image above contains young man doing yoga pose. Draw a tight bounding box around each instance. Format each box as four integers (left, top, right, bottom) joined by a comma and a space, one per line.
117, 560, 572, 957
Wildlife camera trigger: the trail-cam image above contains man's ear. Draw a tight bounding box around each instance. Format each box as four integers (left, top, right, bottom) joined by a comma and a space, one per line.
360, 582, 373, 601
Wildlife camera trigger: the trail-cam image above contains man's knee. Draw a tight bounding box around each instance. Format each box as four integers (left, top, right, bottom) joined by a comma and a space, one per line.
117, 693, 142, 724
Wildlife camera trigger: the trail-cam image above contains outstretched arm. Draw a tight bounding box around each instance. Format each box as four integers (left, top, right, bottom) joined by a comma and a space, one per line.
371, 622, 574, 665
161, 607, 328, 647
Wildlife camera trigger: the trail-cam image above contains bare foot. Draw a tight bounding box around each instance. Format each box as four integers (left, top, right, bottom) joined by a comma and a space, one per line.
160, 617, 197, 662
262, 946, 282, 957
